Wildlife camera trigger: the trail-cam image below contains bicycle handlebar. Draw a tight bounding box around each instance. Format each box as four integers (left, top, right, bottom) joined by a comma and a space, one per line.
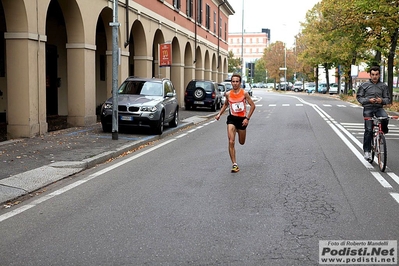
364, 116, 398, 121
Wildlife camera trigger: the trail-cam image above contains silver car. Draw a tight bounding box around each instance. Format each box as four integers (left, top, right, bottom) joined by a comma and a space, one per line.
100, 77, 179, 135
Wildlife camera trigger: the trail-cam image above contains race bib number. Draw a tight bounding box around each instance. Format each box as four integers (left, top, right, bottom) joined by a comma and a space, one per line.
231, 102, 245, 113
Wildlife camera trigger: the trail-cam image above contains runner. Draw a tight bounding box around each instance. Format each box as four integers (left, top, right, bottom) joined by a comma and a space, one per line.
215, 74, 256, 173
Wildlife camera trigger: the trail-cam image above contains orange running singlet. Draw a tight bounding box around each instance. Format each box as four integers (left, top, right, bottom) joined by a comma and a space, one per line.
228, 89, 246, 117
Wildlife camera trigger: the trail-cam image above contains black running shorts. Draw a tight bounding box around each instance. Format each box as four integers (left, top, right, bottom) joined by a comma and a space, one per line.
226, 115, 247, 130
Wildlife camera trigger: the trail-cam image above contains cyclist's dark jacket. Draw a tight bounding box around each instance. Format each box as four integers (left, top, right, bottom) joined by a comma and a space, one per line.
356, 79, 390, 108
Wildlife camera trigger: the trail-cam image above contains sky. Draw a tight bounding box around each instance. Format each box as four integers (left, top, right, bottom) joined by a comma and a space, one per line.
227, 0, 320, 46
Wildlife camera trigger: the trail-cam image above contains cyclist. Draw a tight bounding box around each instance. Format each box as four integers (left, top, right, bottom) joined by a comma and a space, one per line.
356, 66, 390, 161
215, 74, 256, 173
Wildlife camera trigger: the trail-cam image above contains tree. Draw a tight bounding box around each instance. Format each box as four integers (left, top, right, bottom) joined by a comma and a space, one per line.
227, 50, 242, 74
263, 42, 286, 84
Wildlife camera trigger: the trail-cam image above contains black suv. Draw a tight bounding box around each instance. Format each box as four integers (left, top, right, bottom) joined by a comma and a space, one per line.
184, 80, 222, 111
100, 77, 179, 135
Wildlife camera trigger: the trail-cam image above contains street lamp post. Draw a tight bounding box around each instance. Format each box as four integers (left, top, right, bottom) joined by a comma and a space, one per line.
284, 43, 287, 91
240, 0, 244, 77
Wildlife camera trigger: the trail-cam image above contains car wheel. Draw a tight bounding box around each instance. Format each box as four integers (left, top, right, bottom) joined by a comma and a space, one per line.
152, 112, 164, 135
169, 108, 178, 127
193, 87, 206, 101
294, 88, 299, 92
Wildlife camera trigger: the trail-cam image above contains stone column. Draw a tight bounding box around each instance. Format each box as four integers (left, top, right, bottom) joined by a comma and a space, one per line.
134, 55, 153, 78
171, 63, 184, 106
66, 43, 97, 126
5, 32, 47, 138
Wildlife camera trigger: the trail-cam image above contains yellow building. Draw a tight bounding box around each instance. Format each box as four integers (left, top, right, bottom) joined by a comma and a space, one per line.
0, 0, 234, 139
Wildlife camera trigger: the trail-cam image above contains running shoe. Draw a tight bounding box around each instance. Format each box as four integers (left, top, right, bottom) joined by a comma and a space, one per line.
364, 151, 371, 161
231, 164, 240, 173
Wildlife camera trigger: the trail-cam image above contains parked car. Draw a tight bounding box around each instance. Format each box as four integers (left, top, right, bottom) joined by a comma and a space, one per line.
329, 83, 347, 94
252, 82, 265, 88
293, 81, 303, 92
277, 82, 293, 91
243, 82, 253, 96
219, 82, 232, 104
317, 83, 328, 94
304, 82, 316, 93
100, 77, 179, 135
184, 80, 222, 111
306, 82, 327, 93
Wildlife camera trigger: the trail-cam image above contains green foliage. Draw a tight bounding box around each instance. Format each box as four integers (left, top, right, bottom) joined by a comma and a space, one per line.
227, 50, 242, 73
297, 0, 399, 86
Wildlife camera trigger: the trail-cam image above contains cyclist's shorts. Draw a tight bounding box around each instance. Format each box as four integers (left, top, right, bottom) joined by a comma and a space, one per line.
227, 115, 247, 130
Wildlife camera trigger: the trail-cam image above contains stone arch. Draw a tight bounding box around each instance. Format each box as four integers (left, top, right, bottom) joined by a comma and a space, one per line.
184, 42, 194, 90
171, 37, 184, 105
45, 0, 67, 118
211, 53, 217, 82
129, 21, 148, 78
153, 29, 165, 79
95, 7, 113, 112
204, 50, 211, 80
223, 57, 228, 80
195, 46, 203, 79
54, 0, 98, 127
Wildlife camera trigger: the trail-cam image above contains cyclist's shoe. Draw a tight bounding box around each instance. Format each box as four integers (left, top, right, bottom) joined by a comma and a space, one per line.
364, 151, 371, 161
231, 164, 240, 173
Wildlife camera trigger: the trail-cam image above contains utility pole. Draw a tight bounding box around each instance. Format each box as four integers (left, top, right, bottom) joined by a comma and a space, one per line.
240, 0, 244, 77
110, 0, 120, 140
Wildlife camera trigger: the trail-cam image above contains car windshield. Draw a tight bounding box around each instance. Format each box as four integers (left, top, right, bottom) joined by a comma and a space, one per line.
118, 81, 163, 96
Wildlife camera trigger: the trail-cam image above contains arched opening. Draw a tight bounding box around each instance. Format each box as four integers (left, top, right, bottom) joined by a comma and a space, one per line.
45, 0, 68, 130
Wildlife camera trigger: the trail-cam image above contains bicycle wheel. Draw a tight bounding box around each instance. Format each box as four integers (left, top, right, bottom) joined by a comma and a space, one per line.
377, 134, 387, 172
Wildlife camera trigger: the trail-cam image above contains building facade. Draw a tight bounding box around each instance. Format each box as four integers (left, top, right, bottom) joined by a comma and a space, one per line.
0, 0, 234, 139
228, 30, 269, 76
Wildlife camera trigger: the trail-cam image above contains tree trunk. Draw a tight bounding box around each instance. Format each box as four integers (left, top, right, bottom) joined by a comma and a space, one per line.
324, 63, 330, 93
387, 28, 399, 104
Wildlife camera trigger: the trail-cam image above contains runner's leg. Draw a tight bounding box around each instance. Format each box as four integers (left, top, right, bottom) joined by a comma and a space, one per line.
227, 124, 237, 164
237, 129, 246, 145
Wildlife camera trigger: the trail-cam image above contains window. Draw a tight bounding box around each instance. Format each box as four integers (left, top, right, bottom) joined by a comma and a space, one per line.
213, 11, 216, 33
197, 0, 203, 24
205, 4, 210, 30
173, 0, 181, 10
224, 23, 227, 40
186, 0, 193, 18
219, 17, 222, 38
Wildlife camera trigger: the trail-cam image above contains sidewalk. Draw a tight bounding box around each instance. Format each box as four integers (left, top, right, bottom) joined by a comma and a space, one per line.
0, 110, 214, 205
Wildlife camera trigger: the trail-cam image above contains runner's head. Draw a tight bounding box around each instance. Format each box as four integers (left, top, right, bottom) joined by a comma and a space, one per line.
231, 74, 241, 89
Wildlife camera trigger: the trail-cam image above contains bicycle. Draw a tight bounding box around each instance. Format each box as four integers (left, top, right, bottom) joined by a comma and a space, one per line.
364, 115, 398, 172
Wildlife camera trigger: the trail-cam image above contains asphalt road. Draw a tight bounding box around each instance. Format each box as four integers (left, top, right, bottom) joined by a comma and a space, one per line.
1, 89, 399, 265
